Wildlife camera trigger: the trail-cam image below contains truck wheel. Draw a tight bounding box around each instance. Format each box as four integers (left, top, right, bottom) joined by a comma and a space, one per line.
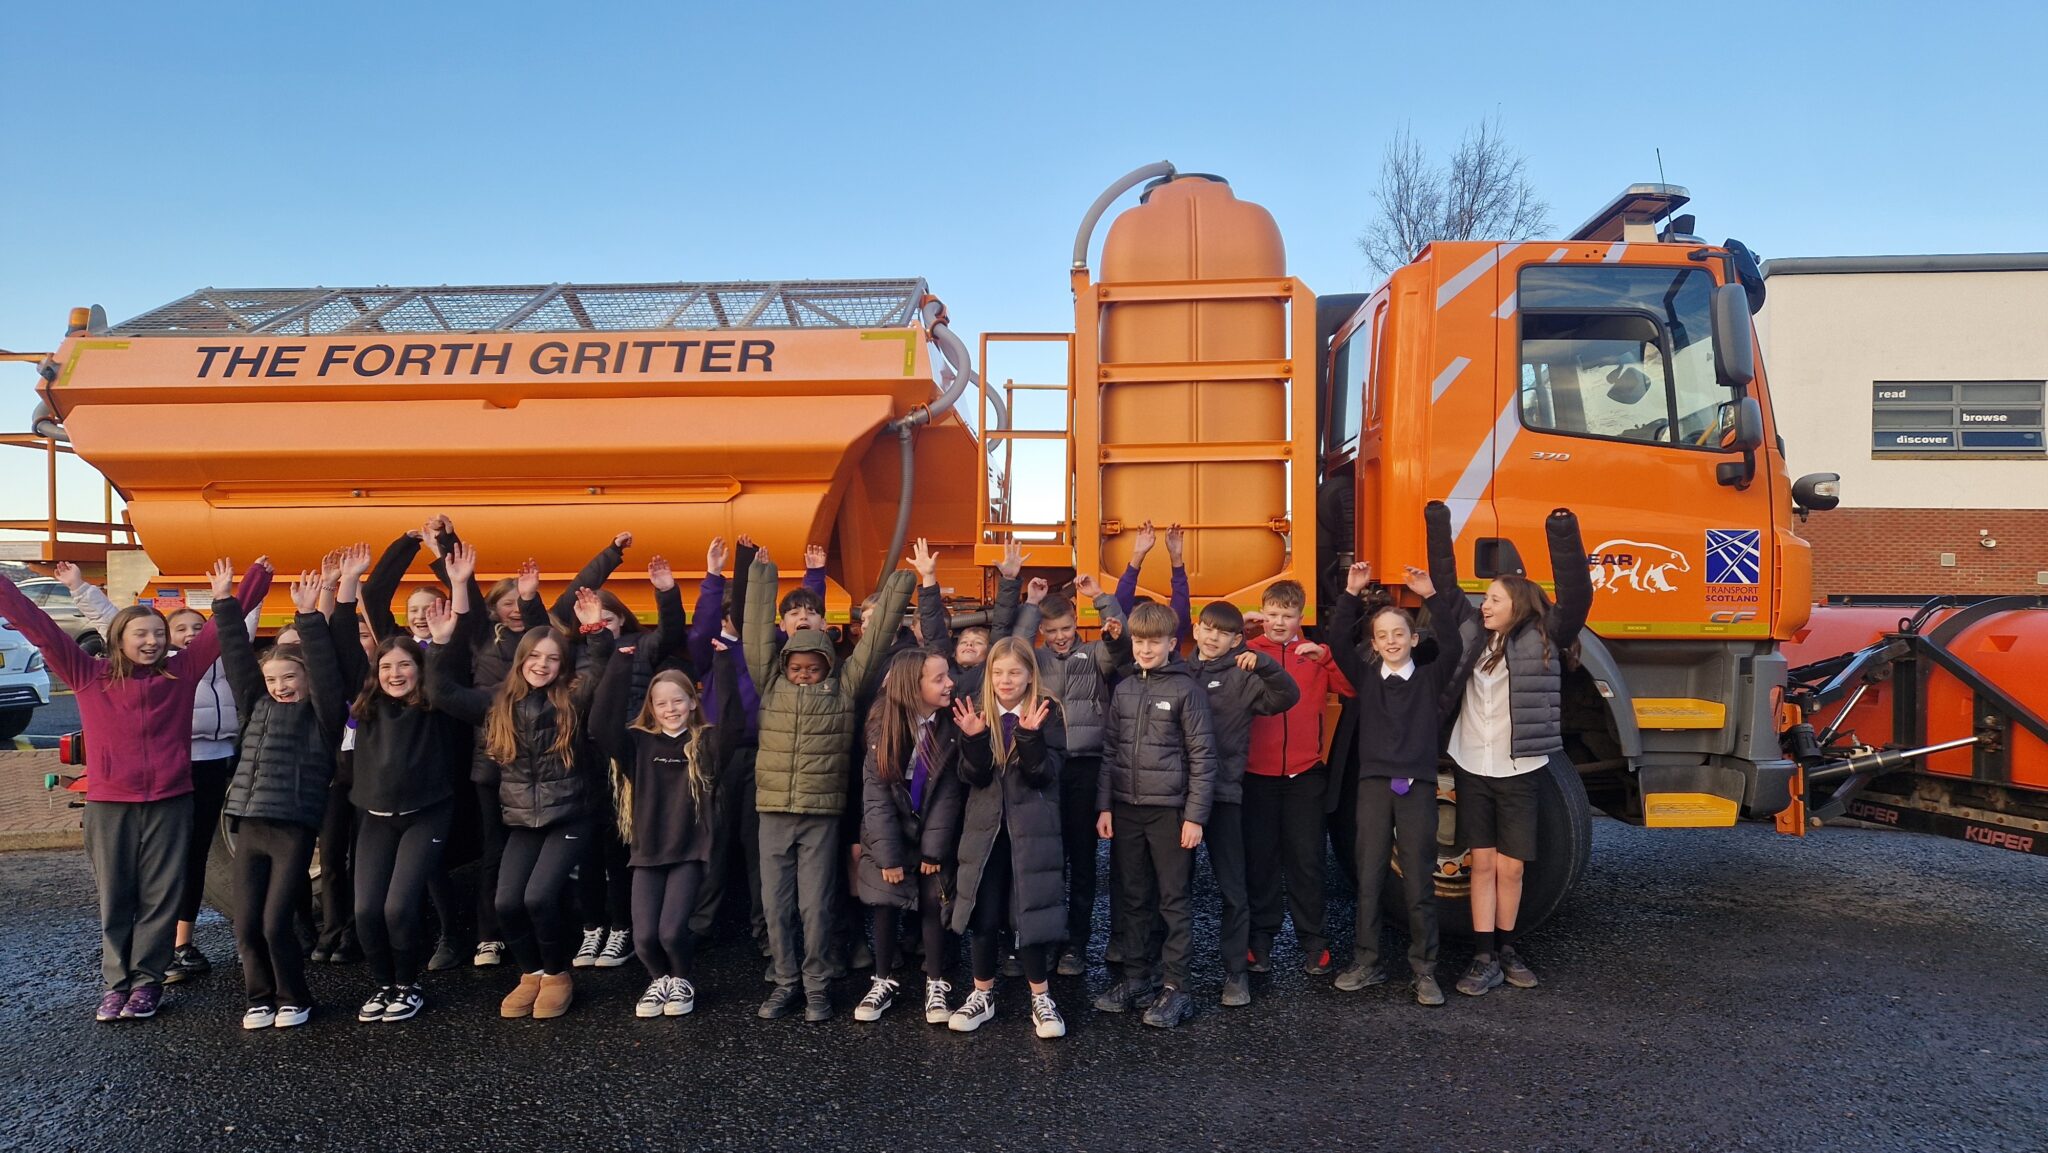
0, 709, 29, 742
1387, 755, 1593, 937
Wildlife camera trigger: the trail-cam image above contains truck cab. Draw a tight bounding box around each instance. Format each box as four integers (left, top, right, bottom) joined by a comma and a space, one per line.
1320, 185, 1808, 830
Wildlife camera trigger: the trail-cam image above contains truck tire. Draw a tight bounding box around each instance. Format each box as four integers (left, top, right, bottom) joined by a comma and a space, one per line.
0, 709, 30, 742
1386, 754, 1593, 938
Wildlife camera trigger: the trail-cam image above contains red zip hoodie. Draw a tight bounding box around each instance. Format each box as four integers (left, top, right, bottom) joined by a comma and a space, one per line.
1245, 632, 1354, 779
0, 563, 272, 803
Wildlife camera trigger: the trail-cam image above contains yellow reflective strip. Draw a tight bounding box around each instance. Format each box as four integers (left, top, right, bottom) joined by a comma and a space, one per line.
859, 330, 919, 376
1644, 792, 1740, 828
57, 340, 132, 386
1632, 697, 1728, 730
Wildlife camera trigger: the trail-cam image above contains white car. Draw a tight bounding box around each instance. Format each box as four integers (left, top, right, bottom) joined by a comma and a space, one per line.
0, 616, 54, 742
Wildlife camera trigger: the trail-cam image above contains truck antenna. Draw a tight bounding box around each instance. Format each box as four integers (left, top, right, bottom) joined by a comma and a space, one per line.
1656, 147, 1667, 186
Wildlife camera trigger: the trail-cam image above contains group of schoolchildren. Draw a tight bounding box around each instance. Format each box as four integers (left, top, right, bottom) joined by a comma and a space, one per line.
0, 497, 1592, 1038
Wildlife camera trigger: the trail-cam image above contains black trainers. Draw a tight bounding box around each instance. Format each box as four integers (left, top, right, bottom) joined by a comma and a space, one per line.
427, 936, 461, 973
1247, 940, 1272, 974
1055, 949, 1086, 977
1220, 971, 1252, 1008
357, 986, 396, 1023
803, 988, 833, 1023
999, 953, 1025, 979
1414, 973, 1447, 1006
854, 976, 897, 1022
1456, 955, 1504, 997
1091, 976, 1158, 1014
164, 944, 210, 984
1303, 948, 1335, 976
1334, 963, 1388, 992
1499, 944, 1540, 989
757, 984, 803, 1020
381, 985, 425, 1022
1141, 985, 1193, 1029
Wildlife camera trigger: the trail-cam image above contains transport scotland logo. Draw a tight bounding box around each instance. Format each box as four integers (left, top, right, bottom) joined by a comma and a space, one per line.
1705, 530, 1761, 585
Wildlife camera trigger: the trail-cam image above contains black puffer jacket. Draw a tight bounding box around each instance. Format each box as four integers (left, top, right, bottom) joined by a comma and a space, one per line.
220, 605, 347, 830
1097, 658, 1218, 825
432, 619, 613, 829
1011, 593, 1127, 756
464, 594, 554, 787
1188, 646, 1300, 805
856, 711, 966, 910
1427, 501, 1592, 759
947, 706, 1067, 946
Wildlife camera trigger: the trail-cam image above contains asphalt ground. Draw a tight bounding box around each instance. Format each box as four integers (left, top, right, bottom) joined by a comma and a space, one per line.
1, 817, 2044, 1153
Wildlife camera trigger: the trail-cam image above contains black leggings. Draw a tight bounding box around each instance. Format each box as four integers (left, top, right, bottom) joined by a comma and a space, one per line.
178, 756, 235, 923
474, 782, 508, 941
969, 830, 1047, 984
630, 861, 703, 980
231, 817, 316, 1008
871, 870, 949, 981
353, 802, 452, 987
497, 821, 590, 974
578, 818, 633, 932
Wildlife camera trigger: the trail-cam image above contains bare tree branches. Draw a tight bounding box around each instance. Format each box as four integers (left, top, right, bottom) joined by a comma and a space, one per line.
1360, 116, 1551, 275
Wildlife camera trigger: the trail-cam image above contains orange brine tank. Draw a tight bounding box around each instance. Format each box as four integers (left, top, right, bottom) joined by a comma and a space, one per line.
1097, 175, 1289, 603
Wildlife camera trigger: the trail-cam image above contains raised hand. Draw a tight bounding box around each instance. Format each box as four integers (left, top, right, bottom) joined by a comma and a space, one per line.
736, 533, 756, 551
444, 541, 477, 585
1025, 577, 1049, 606
706, 536, 729, 577
998, 538, 1024, 581
613, 531, 634, 552
1165, 523, 1185, 566
339, 542, 373, 583
1241, 609, 1266, 634
648, 555, 676, 593
952, 696, 988, 738
516, 557, 541, 601
319, 549, 343, 591
804, 543, 827, 570
1347, 561, 1373, 597
53, 561, 84, 591
1101, 616, 1123, 641
908, 538, 938, 584
1235, 650, 1259, 671
424, 597, 459, 646
752, 543, 772, 567
1403, 565, 1436, 599
1130, 520, 1156, 564
573, 587, 606, 629
1073, 572, 1101, 600
420, 519, 446, 559
208, 558, 236, 600
290, 570, 323, 614
1018, 698, 1051, 732
1294, 641, 1328, 662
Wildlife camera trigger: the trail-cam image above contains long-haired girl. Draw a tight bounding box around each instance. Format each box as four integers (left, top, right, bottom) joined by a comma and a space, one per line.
852, 647, 965, 1024
945, 635, 1069, 1038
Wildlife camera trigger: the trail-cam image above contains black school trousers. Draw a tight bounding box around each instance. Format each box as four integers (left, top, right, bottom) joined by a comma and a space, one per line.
1243, 765, 1331, 959
1352, 777, 1440, 976
690, 746, 765, 946
631, 860, 704, 980
177, 756, 234, 924
353, 801, 453, 988
871, 870, 949, 981
1060, 754, 1101, 951
231, 817, 317, 1008
1110, 802, 1193, 988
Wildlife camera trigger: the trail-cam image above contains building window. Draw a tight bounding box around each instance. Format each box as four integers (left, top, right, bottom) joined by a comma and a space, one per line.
1871, 381, 2045, 455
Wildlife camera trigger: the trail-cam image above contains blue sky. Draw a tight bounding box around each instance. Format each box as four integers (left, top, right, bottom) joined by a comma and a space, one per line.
3, 0, 2043, 522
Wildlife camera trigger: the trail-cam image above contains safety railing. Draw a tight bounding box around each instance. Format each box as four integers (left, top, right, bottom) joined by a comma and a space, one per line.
974, 332, 1075, 571
0, 433, 135, 565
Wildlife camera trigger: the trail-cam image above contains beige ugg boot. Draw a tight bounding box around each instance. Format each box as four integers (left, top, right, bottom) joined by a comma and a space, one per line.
500, 972, 544, 1018
533, 971, 574, 1019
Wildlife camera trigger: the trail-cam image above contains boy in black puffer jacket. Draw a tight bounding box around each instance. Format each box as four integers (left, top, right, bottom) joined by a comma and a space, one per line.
1092, 602, 1216, 1029
219, 568, 349, 1030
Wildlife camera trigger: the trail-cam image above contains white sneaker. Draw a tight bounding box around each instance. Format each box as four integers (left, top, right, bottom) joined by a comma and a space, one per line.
573, 927, 604, 968
923, 978, 953, 1025
948, 986, 997, 1033
596, 928, 632, 969
272, 1005, 311, 1028
854, 976, 898, 1022
472, 940, 506, 967
242, 1006, 276, 1031
636, 978, 670, 1019
665, 978, 696, 1017
1030, 991, 1066, 1039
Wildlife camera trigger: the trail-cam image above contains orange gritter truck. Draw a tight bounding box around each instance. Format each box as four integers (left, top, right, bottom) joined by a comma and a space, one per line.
12, 163, 2046, 931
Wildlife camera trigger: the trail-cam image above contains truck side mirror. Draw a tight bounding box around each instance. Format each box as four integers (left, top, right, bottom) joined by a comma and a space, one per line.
1731, 395, 1764, 451
1715, 397, 1767, 488
1793, 472, 1841, 513
1711, 283, 1755, 389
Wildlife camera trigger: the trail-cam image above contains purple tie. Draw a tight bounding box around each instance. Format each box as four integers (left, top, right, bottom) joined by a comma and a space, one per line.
910, 722, 933, 811
1001, 711, 1019, 751
1391, 778, 1412, 795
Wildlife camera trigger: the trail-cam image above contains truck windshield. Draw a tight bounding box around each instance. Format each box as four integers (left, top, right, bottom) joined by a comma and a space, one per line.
1516, 264, 1736, 450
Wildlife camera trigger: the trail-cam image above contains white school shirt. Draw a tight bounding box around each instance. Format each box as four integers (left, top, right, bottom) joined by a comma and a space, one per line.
1448, 657, 1546, 779
1380, 660, 1414, 681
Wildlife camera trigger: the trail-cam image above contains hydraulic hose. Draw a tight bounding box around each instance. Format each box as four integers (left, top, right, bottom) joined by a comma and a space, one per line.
1071, 160, 1177, 270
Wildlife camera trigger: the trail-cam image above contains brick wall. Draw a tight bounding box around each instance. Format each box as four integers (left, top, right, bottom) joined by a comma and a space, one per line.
1798, 508, 2048, 596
